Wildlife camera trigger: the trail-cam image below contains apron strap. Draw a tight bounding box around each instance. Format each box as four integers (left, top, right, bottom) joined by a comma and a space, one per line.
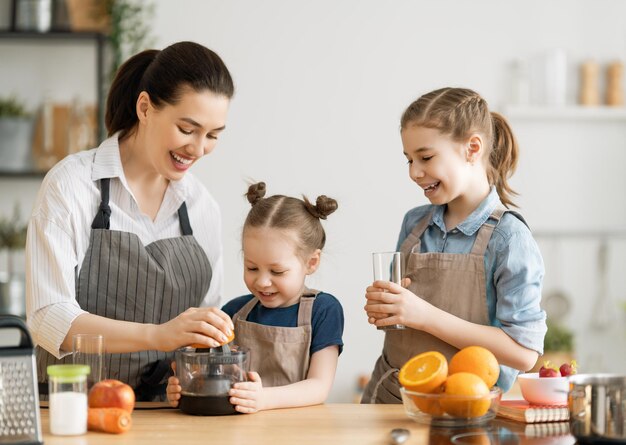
470, 206, 505, 255
233, 297, 259, 322
399, 210, 433, 257
470, 205, 525, 255
90, 178, 195, 235
369, 367, 398, 404
296, 289, 319, 326
178, 202, 193, 236
233, 289, 320, 324
91, 178, 112, 229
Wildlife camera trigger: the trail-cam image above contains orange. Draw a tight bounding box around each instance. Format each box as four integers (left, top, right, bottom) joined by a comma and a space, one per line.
412, 384, 445, 416
449, 346, 500, 388
440, 372, 491, 418
190, 330, 235, 349
398, 351, 448, 393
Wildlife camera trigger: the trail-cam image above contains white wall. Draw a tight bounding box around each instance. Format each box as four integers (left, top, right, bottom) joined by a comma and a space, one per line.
1, 0, 625, 402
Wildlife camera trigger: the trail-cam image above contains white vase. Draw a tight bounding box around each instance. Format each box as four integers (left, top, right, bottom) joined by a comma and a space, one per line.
0, 272, 26, 317
0, 117, 35, 171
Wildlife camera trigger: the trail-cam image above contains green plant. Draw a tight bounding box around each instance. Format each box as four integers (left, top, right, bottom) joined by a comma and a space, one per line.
544, 320, 574, 353
104, 0, 155, 80
0, 204, 28, 277
0, 95, 29, 118
0, 205, 27, 251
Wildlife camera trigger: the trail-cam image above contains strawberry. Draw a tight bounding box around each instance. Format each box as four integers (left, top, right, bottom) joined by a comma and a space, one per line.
559, 360, 578, 377
539, 361, 561, 378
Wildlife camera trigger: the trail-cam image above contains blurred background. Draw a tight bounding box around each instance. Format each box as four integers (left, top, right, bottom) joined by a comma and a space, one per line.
1, 0, 625, 403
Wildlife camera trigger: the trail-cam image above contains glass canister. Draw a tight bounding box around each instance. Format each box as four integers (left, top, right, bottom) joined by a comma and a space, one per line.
47, 364, 90, 435
175, 345, 249, 416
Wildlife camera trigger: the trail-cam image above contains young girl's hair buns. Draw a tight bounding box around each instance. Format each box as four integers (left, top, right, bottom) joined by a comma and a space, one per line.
246, 182, 267, 205
303, 195, 338, 220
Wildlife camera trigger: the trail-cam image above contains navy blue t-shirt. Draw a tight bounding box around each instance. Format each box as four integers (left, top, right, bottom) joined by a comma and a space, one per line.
222, 292, 344, 356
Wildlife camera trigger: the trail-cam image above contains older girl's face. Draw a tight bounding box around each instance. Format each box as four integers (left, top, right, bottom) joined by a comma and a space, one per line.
242, 227, 320, 309
401, 125, 476, 206
138, 87, 230, 181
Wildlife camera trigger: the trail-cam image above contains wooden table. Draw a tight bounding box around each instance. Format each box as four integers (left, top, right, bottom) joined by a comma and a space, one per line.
39, 403, 577, 444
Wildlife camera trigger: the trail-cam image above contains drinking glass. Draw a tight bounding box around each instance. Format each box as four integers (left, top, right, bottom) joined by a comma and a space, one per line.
72, 334, 104, 388
372, 251, 406, 330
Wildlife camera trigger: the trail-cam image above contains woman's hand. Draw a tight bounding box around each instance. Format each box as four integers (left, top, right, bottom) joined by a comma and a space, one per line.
229, 372, 265, 414
153, 307, 234, 351
364, 279, 432, 329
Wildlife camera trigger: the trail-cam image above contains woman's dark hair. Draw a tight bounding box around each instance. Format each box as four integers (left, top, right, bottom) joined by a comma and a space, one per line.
244, 182, 338, 258
105, 41, 235, 139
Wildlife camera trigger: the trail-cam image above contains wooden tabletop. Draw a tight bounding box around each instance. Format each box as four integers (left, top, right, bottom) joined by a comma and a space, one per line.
39, 403, 577, 444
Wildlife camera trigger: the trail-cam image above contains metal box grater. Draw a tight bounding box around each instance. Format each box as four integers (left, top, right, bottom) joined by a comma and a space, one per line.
0, 316, 43, 445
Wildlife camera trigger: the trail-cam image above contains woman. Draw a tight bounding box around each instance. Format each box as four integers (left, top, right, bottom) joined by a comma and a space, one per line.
26, 41, 235, 400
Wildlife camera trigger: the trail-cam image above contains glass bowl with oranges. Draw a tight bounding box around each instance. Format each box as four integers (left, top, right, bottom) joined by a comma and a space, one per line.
398, 348, 503, 427
400, 385, 502, 427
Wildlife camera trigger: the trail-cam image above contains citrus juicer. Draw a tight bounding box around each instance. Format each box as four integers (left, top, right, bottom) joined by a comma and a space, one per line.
174, 343, 249, 416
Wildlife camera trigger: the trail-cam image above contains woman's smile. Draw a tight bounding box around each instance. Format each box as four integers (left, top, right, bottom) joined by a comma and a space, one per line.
169, 151, 195, 171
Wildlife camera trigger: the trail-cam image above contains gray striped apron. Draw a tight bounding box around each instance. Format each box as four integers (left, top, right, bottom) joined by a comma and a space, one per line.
37, 178, 212, 401
231, 290, 318, 387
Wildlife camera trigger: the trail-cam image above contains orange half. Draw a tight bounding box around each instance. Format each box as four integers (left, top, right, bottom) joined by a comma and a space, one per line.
398, 351, 448, 393
190, 330, 235, 349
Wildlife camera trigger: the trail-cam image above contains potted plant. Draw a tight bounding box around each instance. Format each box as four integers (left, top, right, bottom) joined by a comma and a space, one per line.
0, 204, 28, 317
0, 94, 34, 172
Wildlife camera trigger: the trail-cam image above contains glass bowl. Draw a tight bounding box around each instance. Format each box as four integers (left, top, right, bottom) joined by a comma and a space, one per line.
400, 386, 502, 427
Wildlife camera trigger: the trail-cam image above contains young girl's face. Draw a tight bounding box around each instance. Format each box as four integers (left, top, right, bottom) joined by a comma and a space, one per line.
137, 87, 230, 181
401, 125, 475, 206
242, 227, 320, 308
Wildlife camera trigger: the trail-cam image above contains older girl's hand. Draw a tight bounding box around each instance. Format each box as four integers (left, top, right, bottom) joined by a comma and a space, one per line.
153, 307, 234, 351
229, 372, 265, 414
364, 280, 432, 329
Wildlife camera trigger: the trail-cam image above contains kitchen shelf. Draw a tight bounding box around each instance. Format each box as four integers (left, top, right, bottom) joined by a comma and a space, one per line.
502, 105, 626, 121
0, 30, 108, 178
0, 169, 46, 178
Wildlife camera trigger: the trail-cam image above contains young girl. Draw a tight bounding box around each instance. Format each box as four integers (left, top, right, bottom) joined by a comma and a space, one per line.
167, 182, 344, 413
362, 87, 547, 403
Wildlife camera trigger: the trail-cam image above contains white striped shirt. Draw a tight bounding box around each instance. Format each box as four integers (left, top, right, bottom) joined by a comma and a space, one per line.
25, 135, 224, 358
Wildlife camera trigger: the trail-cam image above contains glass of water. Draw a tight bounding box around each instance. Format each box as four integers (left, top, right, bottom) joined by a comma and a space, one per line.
372, 251, 406, 330
72, 334, 104, 388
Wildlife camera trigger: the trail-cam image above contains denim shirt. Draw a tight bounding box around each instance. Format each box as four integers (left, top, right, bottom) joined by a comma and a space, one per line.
396, 187, 547, 391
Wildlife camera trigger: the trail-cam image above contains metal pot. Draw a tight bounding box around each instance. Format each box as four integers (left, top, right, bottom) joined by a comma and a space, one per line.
569, 374, 626, 443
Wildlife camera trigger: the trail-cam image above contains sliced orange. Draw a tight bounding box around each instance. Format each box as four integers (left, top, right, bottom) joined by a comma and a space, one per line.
440, 372, 490, 418
449, 346, 500, 388
398, 351, 448, 393
190, 330, 235, 349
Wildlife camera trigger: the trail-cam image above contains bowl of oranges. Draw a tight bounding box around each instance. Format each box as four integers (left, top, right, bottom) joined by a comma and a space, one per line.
399, 346, 503, 427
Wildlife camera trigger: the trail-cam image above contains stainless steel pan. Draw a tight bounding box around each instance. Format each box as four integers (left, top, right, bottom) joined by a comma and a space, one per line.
569, 374, 626, 443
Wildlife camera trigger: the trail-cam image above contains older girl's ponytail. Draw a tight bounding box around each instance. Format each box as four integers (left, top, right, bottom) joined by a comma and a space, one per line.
489, 112, 519, 208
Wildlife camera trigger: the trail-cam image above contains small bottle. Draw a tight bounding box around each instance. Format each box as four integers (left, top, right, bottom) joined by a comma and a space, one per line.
509, 58, 531, 106
606, 60, 624, 106
47, 364, 90, 436
579, 60, 600, 106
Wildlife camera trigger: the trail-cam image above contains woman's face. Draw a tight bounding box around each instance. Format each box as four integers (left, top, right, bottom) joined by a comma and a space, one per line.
138, 87, 230, 181
242, 227, 320, 309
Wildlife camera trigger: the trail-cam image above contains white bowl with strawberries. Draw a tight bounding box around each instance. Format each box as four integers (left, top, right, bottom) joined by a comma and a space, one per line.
517, 360, 577, 406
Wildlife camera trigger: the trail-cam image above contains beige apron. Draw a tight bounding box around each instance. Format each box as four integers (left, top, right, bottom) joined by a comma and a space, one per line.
231, 290, 318, 387
362, 206, 507, 403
